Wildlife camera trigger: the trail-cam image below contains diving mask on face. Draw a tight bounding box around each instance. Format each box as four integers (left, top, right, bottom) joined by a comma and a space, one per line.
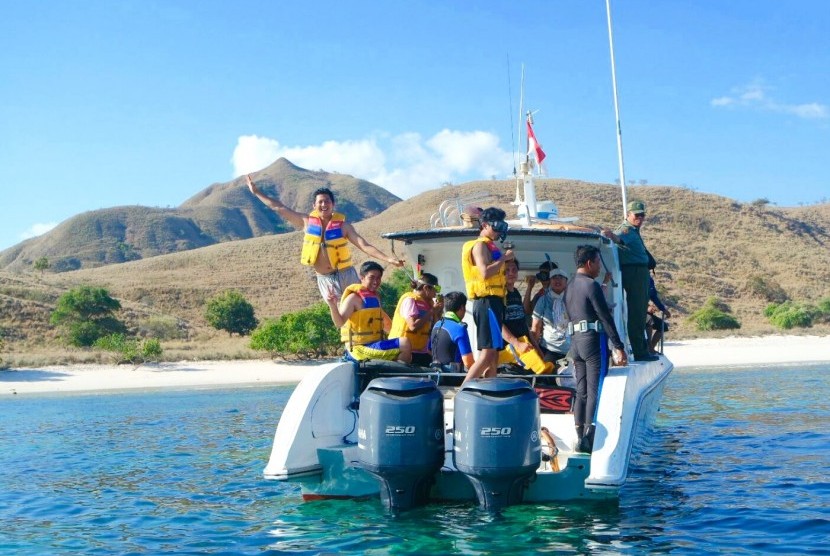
489, 219, 509, 242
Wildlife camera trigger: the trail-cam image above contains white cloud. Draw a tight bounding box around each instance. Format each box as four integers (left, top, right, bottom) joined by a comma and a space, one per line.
781, 102, 828, 119
20, 222, 58, 241
231, 129, 513, 199
711, 80, 828, 120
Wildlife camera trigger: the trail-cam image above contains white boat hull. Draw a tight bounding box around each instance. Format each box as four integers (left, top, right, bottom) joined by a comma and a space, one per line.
264, 356, 672, 502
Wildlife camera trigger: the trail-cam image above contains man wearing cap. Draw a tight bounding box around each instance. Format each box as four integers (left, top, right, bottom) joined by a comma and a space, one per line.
531, 268, 571, 366
522, 260, 556, 315
603, 200, 657, 361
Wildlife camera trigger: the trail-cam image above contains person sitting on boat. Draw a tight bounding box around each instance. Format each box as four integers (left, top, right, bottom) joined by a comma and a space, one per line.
565, 245, 628, 454
460, 207, 515, 382
429, 291, 475, 373
531, 268, 572, 368
246, 175, 404, 299
324, 261, 412, 363
522, 260, 557, 315
498, 258, 552, 374
601, 200, 658, 362
388, 273, 444, 367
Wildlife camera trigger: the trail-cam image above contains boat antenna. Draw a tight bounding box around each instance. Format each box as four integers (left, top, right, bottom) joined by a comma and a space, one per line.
517, 64, 525, 166
512, 64, 527, 206
507, 55, 517, 179
605, 0, 629, 219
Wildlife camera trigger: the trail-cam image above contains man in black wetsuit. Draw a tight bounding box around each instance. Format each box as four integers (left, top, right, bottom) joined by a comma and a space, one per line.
565, 245, 628, 454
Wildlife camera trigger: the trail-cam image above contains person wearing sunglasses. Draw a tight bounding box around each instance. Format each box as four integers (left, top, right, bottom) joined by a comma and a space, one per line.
460, 207, 515, 381
389, 273, 443, 366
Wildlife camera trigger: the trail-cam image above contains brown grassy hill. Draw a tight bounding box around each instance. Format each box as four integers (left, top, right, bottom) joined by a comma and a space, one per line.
0, 158, 400, 273
2, 178, 829, 365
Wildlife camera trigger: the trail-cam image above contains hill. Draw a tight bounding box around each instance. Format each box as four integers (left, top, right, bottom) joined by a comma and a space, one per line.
2, 178, 829, 365
0, 158, 401, 273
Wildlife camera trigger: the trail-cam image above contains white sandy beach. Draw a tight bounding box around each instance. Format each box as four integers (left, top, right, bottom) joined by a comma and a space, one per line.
2, 335, 829, 396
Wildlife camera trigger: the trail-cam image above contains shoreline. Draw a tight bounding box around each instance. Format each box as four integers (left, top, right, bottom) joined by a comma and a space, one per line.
2, 335, 829, 396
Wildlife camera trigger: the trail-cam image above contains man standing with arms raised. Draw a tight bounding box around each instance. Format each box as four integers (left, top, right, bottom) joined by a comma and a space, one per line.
461, 207, 514, 382
246, 175, 403, 299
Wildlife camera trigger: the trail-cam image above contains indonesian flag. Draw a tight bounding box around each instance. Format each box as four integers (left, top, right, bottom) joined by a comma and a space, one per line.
527, 120, 546, 165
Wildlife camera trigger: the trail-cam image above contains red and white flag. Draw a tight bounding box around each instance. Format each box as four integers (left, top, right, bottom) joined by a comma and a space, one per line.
527, 120, 546, 165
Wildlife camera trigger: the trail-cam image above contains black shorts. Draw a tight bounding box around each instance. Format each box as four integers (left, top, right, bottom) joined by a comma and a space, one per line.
472, 296, 505, 351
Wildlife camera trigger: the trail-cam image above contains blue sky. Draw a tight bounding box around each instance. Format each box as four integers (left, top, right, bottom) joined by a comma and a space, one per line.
2, 1, 828, 252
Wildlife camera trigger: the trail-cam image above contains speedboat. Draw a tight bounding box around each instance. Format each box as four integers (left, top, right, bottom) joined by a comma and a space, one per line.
263, 160, 673, 510
264, 2, 672, 509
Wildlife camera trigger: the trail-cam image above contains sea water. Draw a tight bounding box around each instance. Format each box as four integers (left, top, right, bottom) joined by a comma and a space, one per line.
1, 364, 829, 555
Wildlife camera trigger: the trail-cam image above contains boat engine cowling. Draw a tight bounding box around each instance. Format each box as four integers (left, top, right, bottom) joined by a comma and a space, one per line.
357, 376, 444, 511
453, 377, 541, 510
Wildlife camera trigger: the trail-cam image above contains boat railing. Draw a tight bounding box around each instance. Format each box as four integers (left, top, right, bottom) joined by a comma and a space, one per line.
429, 193, 493, 229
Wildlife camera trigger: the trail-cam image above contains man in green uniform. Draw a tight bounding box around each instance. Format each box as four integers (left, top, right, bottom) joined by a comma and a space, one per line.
604, 200, 658, 361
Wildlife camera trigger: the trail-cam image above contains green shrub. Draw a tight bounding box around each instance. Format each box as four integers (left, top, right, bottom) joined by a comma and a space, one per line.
94, 334, 164, 364
141, 338, 163, 360
250, 302, 340, 358
816, 298, 830, 324
688, 297, 740, 331
204, 290, 258, 336
765, 301, 814, 329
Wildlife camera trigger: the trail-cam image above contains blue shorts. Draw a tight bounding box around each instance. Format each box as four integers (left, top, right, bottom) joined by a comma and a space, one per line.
472, 296, 505, 351
349, 338, 401, 361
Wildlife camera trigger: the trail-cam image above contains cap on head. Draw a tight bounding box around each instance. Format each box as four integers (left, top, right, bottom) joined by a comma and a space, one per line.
627, 200, 646, 214
549, 269, 568, 280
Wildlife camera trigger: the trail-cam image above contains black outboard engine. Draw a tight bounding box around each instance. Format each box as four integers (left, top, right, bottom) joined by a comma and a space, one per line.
454, 377, 540, 511
357, 377, 444, 511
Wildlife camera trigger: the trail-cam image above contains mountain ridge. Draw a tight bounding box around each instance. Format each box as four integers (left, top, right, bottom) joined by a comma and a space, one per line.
2, 174, 829, 363
0, 158, 401, 273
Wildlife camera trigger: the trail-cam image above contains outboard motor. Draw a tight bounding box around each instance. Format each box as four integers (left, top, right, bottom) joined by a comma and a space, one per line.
357, 377, 444, 511
454, 377, 540, 511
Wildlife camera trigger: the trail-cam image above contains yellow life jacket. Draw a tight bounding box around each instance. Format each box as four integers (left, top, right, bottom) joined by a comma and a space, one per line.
339, 284, 384, 349
300, 211, 352, 270
461, 237, 507, 299
497, 337, 555, 375
389, 291, 433, 352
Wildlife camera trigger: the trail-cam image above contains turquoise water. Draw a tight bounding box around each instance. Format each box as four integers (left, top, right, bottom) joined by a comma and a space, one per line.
2, 364, 829, 554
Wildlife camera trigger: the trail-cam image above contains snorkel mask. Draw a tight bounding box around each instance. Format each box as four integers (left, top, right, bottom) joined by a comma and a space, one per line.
489, 219, 509, 242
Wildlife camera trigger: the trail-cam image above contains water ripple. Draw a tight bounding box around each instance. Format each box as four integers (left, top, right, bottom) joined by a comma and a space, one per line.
1, 366, 829, 554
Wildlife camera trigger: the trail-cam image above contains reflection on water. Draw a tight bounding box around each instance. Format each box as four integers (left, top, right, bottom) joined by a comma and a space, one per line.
1, 365, 829, 554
